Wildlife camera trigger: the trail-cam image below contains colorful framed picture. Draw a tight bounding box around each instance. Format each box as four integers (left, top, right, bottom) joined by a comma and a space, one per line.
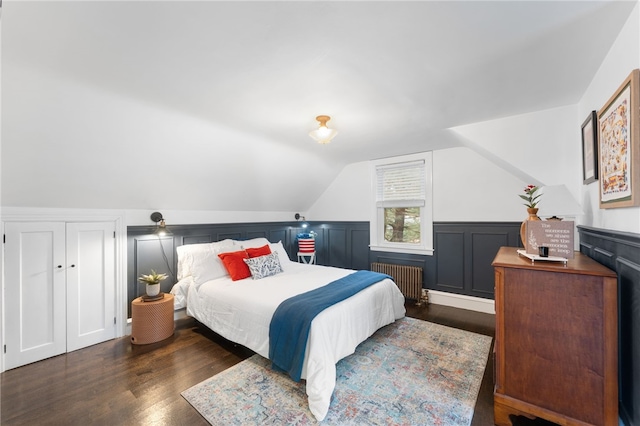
597, 69, 640, 208
581, 111, 598, 185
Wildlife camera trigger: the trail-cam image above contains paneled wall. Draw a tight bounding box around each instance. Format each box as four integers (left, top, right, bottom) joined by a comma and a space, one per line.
128, 221, 520, 315
371, 222, 521, 299
127, 221, 370, 314
578, 226, 640, 426
436, 222, 521, 297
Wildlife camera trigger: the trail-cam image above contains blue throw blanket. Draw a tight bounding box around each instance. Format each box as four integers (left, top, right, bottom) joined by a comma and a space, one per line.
268, 270, 391, 381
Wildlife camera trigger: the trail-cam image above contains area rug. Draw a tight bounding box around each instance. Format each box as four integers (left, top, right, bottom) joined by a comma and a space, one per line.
181, 317, 493, 425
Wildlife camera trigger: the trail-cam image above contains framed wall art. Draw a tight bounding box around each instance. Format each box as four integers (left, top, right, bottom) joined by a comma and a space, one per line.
581, 111, 598, 185
597, 69, 640, 208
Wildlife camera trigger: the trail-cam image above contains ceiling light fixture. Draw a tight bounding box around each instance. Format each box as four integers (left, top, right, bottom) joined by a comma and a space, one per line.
309, 115, 338, 144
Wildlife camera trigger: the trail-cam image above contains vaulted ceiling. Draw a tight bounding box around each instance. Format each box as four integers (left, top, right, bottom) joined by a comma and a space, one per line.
2, 1, 636, 212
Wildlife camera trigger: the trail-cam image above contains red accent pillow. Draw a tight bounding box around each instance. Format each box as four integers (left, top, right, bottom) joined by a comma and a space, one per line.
246, 244, 272, 258
218, 250, 251, 281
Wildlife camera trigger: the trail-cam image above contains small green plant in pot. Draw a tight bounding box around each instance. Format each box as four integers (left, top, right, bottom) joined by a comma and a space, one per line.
138, 270, 168, 297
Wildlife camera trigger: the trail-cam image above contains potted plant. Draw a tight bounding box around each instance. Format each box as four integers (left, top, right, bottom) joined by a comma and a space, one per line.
518, 184, 543, 247
138, 270, 168, 297
519, 184, 542, 210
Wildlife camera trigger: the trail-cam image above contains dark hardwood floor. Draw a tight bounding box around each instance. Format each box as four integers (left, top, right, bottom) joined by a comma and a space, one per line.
0, 302, 526, 425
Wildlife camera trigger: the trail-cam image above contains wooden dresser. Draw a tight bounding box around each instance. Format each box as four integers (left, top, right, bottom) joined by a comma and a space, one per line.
492, 247, 618, 425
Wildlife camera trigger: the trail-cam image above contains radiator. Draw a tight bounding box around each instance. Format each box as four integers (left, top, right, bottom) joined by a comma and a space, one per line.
370, 262, 425, 305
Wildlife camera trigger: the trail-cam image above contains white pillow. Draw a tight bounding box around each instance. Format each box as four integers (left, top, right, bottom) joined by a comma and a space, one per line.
176, 239, 236, 282
269, 241, 292, 269
211, 238, 236, 251
235, 237, 271, 249
170, 276, 194, 310
176, 243, 211, 280
191, 240, 238, 285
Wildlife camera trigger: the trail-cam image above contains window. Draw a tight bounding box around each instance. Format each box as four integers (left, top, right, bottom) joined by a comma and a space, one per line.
370, 152, 433, 255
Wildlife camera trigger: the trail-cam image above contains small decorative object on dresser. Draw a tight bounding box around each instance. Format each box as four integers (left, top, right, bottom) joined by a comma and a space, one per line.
524, 220, 575, 259
518, 184, 542, 246
492, 247, 618, 426
137, 270, 168, 301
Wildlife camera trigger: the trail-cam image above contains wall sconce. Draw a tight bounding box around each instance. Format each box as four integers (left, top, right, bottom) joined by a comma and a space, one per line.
150, 212, 172, 236
295, 213, 308, 228
308, 115, 338, 144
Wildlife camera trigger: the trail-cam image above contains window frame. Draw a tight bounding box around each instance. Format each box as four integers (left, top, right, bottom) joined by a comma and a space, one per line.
370, 152, 434, 256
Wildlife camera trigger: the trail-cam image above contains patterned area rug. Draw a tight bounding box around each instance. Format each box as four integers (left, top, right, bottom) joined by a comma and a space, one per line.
182, 317, 493, 425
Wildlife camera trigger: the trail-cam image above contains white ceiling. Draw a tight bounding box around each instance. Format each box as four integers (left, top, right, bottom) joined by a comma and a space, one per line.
2, 1, 637, 212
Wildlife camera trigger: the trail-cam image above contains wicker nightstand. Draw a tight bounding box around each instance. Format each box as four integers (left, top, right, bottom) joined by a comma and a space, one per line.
131, 293, 175, 345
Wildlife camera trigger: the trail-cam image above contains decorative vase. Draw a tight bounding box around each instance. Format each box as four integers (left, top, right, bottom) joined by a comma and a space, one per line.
520, 208, 540, 248
526, 207, 540, 221
146, 283, 160, 297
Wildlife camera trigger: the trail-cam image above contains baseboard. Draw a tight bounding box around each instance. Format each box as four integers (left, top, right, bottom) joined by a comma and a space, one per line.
428, 290, 495, 314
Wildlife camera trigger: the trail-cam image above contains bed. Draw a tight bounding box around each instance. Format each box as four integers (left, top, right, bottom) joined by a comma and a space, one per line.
170, 237, 406, 421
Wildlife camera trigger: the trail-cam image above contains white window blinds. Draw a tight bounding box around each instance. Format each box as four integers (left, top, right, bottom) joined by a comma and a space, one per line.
375, 160, 426, 207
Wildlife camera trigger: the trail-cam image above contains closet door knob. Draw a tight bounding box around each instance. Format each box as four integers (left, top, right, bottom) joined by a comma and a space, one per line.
57, 265, 62, 269
70, 264, 76, 268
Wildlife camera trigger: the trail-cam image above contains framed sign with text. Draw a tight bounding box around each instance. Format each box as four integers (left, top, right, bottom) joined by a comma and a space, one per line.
525, 220, 575, 259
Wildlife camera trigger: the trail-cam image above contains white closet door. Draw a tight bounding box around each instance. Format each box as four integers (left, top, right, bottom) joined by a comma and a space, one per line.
4, 222, 67, 369
66, 222, 116, 352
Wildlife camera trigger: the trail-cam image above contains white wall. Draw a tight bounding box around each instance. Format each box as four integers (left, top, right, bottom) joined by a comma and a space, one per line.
1, 65, 340, 213
312, 45, 640, 236
432, 147, 527, 222
125, 208, 299, 227
309, 5, 640, 234
451, 104, 582, 204
1, 206, 298, 227
447, 103, 589, 234
306, 161, 371, 221
308, 147, 528, 222
578, 2, 640, 234
0, 9, 4, 373
309, 103, 583, 224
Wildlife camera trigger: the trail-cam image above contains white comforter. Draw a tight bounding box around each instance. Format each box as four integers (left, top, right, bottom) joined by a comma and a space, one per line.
184, 262, 406, 421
